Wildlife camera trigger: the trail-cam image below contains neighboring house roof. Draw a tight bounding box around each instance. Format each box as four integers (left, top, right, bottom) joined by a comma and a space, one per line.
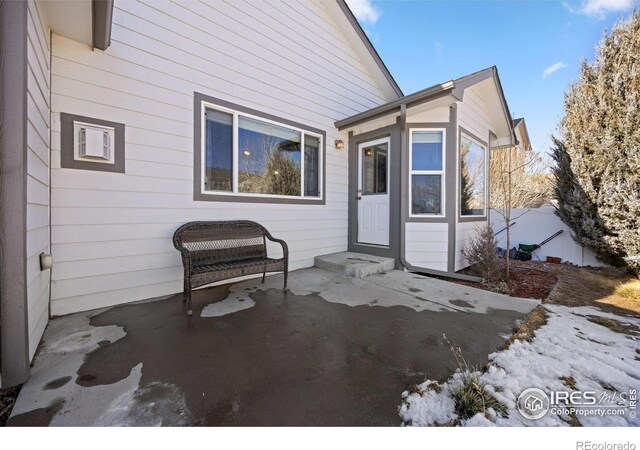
335, 66, 517, 146
335, 0, 404, 98
513, 117, 532, 151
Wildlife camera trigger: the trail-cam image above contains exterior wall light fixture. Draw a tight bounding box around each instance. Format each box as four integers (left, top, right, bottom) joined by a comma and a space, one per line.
334, 139, 345, 150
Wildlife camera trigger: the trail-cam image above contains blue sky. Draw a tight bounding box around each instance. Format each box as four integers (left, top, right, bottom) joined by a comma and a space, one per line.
346, 0, 635, 153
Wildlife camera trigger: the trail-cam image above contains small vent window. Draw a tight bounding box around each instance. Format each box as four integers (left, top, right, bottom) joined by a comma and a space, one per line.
73, 122, 115, 163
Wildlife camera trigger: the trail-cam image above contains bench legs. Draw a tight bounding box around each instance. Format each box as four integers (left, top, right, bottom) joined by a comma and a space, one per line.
284, 266, 288, 290
183, 277, 192, 316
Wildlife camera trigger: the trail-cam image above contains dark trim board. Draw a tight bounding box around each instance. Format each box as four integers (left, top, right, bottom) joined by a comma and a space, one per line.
0, 0, 30, 387
458, 126, 490, 224
60, 113, 125, 173
347, 124, 402, 267
193, 92, 327, 205
403, 120, 454, 225
92, 0, 114, 51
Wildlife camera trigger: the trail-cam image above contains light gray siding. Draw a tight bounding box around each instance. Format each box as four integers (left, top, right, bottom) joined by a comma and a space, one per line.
49, 0, 395, 315
455, 86, 492, 271
26, 0, 50, 358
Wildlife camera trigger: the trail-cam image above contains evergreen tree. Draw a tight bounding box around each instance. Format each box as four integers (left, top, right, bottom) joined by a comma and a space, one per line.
552, 10, 640, 273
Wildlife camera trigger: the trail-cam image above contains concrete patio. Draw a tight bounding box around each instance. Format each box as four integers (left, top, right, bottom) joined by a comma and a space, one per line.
8, 266, 537, 426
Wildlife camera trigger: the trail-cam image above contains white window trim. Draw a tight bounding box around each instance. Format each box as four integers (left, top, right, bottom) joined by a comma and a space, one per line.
459, 131, 488, 218
200, 101, 324, 201
358, 136, 391, 197
409, 127, 446, 217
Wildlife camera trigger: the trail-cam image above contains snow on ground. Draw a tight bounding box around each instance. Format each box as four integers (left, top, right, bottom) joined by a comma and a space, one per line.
400, 305, 640, 426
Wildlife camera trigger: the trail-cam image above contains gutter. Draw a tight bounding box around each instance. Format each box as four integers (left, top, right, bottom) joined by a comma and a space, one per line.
335, 81, 454, 130
92, 0, 114, 51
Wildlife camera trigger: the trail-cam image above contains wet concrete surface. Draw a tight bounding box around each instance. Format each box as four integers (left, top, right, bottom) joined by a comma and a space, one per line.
9, 268, 535, 426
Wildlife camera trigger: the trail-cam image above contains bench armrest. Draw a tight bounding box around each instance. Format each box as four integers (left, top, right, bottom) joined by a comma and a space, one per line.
264, 232, 289, 262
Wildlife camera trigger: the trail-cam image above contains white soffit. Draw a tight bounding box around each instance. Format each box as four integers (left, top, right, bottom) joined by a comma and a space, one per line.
42, 0, 93, 47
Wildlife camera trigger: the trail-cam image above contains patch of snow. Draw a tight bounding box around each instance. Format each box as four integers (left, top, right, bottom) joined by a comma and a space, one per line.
400, 305, 640, 427
99, 381, 193, 426
200, 282, 257, 317
201, 295, 255, 317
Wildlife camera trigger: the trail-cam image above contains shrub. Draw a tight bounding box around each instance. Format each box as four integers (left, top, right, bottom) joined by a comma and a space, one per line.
552, 11, 640, 273
444, 335, 508, 422
463, 225, 502, 282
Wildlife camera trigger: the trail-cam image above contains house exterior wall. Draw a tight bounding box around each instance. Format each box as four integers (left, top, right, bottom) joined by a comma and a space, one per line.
454, 86, 492, 272
405, 222, 448, 271
49, 0, 395, 315
454, 222, 478, 271
26, 0, 51, 358
401, 102, 456, 273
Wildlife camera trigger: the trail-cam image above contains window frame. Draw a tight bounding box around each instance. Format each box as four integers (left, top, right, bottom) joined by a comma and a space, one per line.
458, 130, 488, 219
194, 94, 325, 205
408, 127, 447, 218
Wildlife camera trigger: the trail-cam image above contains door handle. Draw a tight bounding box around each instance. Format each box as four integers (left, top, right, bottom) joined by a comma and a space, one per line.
357, 188, 362, 200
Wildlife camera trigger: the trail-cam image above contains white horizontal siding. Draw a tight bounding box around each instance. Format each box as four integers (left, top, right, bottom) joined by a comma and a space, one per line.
407, 105, 450, 123
454, 84, 493, 272
455, 221, 484, 271
457, 86, 492, 142
50, 0, 392, 315
404, 222, 448, 272
26, 0, 50, 359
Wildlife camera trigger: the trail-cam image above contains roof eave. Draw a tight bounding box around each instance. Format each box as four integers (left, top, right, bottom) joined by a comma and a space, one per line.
92, 0, 114, 51
335, 82, 454, 130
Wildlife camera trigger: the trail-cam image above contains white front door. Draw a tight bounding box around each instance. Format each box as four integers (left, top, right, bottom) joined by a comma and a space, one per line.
357, 137, 390, 246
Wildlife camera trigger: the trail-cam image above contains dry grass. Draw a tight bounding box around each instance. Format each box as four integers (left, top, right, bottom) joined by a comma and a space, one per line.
543, 264, 639, 316
504, 305, 548, 348
560, 375, 577, 389
587, 316, 640, 336
597, 279, 640, 313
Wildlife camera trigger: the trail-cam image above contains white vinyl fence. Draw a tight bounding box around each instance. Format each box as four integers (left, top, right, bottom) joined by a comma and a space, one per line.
489, 207, 607, 267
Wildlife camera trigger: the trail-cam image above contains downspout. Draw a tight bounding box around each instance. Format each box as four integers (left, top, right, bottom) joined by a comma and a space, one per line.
398, 104, 481, 283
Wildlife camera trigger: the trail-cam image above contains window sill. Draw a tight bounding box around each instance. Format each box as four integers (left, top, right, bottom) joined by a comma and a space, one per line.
194, 191, 325, 205
458, 215, 487, 223
406, 215, 447, 223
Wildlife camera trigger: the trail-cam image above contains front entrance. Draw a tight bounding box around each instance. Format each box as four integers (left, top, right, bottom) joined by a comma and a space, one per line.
357, 137, 390, 246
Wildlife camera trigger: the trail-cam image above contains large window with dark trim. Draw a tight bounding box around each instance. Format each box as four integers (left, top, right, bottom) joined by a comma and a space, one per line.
460, 133, 487, 216
409, 129, 445, 216
201, 103, 322, 200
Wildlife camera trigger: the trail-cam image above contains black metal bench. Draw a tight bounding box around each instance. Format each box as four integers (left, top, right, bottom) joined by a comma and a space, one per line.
173, 221, 288, 315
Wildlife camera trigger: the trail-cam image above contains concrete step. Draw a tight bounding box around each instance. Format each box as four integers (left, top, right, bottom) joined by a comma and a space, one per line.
314, 252, 395, 279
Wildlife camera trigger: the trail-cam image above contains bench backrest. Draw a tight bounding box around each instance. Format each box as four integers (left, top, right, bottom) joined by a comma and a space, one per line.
173, 221, 267, 266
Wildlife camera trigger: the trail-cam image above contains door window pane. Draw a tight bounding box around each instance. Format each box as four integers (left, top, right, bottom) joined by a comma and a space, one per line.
304, 134, 320, 197
412, 131, 443, 171
204, 109, 233, 192
362, 143, 388, 195
460, 135, 486, 216
238, 116, 301, 196
412, 175, 441, 215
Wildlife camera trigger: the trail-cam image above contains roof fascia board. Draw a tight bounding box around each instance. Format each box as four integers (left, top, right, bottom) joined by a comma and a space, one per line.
92, 0, 113, 50
336, 83, 454, 130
